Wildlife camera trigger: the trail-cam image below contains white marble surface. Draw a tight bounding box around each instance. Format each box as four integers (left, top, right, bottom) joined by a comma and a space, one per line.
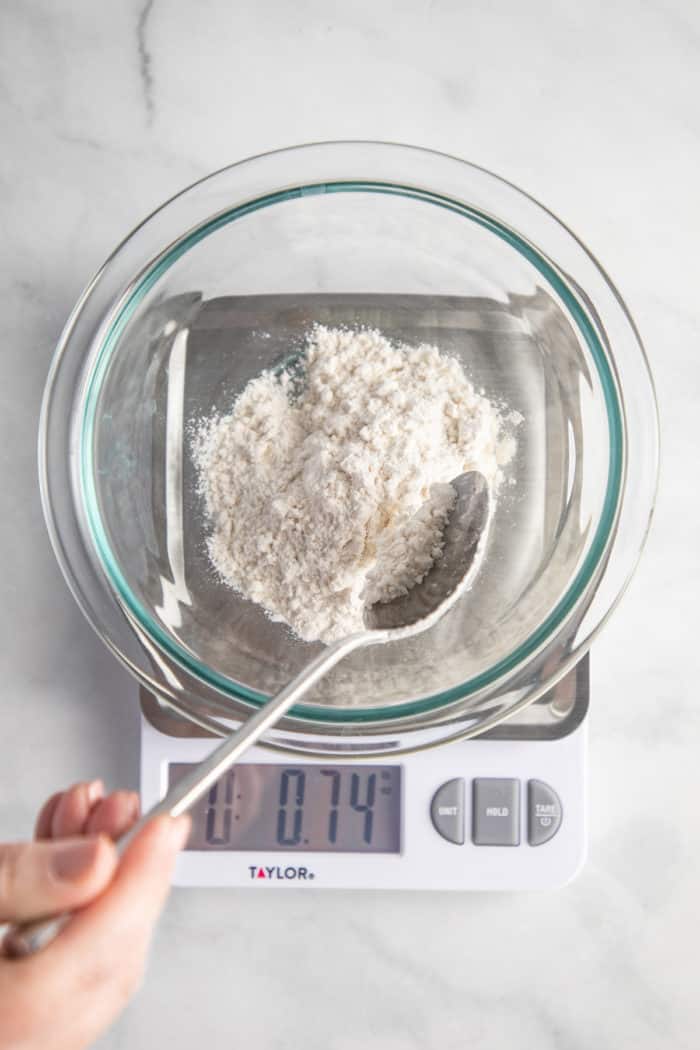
1, 1, 699, 1047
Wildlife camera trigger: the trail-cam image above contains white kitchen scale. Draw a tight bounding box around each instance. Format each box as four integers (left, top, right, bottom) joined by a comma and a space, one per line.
140, 655, 588, 891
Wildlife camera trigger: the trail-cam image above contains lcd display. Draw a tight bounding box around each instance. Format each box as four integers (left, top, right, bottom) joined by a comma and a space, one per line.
169, 763, 402, 853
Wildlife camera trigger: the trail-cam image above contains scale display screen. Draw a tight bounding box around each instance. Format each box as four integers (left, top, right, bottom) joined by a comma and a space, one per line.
169, 763, 402, 853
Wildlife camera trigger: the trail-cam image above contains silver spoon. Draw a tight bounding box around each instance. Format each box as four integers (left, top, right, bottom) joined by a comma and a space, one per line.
5, 471, 489, 957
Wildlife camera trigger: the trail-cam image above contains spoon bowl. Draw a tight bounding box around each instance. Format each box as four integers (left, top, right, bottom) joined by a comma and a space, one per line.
364, 471, 490, 634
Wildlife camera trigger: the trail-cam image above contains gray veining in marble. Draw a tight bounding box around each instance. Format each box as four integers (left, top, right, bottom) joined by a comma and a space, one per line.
1, 1, 699, 1048
137, 0, 156, 126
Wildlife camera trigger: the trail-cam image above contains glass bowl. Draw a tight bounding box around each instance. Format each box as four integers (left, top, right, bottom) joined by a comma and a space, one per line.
40, 142, 658, 755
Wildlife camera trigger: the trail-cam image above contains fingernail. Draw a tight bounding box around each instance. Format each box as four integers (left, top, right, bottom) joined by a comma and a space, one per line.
87, 779, 104, 805
50, 839, 100, 881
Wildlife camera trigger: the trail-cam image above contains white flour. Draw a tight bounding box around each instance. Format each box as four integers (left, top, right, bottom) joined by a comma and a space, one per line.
193, 326, 515, 643
362, 482, 457, 607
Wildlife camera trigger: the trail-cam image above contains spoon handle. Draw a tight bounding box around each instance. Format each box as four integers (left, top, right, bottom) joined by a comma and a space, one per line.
4, 633, 369, 958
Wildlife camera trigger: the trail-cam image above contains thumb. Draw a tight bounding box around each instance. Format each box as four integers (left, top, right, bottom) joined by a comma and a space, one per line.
0, 836, 118, 923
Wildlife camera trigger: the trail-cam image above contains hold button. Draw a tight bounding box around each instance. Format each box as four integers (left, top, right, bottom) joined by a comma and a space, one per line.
472, 779, 520, 845
528, 780, 562, 845
430, 778, 465, 845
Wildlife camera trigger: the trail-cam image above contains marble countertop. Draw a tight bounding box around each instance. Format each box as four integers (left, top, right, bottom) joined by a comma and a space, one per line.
1, 1, 699, 1047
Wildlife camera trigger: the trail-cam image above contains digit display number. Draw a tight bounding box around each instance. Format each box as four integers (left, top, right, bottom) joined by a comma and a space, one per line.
205, 772, 235, 846
320, 769, 341, 843
276, 769, 306, 846
350, 772, 377, 844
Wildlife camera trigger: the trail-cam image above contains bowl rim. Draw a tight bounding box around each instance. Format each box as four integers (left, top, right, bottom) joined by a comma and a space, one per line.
75, 156, 626, 724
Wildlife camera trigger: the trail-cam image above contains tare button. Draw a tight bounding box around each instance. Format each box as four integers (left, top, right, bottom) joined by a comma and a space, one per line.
528, 780, 563, 846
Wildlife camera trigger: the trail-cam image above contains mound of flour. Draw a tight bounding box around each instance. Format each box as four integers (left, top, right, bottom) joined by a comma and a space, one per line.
193, 326, 515, 643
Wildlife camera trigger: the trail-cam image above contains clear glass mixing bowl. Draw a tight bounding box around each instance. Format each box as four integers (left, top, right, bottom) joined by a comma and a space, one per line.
40, 143, 658, 755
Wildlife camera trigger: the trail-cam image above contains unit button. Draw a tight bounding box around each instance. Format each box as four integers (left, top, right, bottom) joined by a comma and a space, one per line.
528, 780, 562, 846
472, 779, 520, 845
430, 778, 465, 845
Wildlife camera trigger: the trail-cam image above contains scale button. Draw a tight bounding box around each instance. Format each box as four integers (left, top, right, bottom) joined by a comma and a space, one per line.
472, 779, 520, 846
430, 778, 465, 845
528, 780, 562, 846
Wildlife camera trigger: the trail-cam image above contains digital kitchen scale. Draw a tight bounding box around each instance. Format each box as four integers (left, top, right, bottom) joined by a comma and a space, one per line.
38, 147, 658, 903
140, 655, 588, 891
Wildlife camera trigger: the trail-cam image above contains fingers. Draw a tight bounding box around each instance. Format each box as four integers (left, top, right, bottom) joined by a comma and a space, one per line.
35, 781, 104, 840
62, 815, 190, 947
34, 792, 64, 840
0, 836, 118, 923
34, 783, 140, 844
30, 816, 189, 1005
2, 783, 140, 923
85, 791, 140, 840
50, 781, 104, 838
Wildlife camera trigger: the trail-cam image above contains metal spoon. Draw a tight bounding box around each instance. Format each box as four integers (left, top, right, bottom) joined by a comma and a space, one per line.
5, 470, 489, 957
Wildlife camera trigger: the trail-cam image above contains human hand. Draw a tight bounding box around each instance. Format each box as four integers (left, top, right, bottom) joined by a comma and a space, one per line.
0, 782, 190, 1050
